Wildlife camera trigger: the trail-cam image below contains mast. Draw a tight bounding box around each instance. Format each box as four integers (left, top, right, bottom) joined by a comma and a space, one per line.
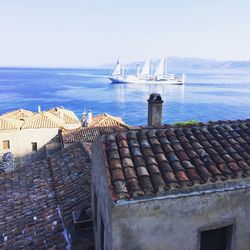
136, 64, 140, 77
122, 58, 125, 77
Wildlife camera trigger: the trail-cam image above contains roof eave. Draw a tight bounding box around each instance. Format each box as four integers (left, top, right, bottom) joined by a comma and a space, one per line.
114, 177, 250, 206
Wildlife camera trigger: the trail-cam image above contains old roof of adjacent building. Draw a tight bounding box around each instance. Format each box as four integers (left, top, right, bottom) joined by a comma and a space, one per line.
0, 109, 34, 120
62, 113, 131, 144
48, 107, 81, 125
90, 113, 129, 128
100, 119, 250, 201
0, 118, 23, 131
22, 112, 65, 129
0, 142, 91, 249
63, 126, 128, 144
0, 108, 81, 131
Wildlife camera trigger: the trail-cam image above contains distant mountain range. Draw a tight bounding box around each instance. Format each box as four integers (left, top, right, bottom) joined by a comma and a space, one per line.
101, 57, 250, 72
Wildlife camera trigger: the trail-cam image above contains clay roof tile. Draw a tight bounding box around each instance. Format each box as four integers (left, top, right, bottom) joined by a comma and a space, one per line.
100, 119, 250, 201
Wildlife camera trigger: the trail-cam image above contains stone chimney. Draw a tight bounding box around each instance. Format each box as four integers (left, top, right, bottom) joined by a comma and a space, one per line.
147, 93, 163, 127
87, 110, 92, 126
82, 111, 87, 124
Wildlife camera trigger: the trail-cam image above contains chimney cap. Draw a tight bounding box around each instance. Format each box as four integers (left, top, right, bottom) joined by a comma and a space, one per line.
147, 93, 163, 103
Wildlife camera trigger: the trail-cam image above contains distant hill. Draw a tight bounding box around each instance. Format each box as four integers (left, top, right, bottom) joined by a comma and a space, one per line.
101, 57, 250, 72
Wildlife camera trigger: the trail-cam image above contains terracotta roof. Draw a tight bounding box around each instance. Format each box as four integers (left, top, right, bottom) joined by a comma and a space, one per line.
0, 109, 34, 121
0, 108, 81, 130
90, 113, 129, 128
101, 119, 250, 201
63, 126, 128, 143
0, 142, 91, 249
62, 113, 130, 144
22, 112, 64, 129
48, 107, 81, 125
0, 118, 23, 131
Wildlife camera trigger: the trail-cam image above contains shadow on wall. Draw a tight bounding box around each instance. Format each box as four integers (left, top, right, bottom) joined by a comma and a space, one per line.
0, 134, 63, 172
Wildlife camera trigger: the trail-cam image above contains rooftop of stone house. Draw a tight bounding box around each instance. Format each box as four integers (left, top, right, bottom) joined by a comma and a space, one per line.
0, 109, 34, 120
90, 113, 129, 128
0, 142, 92, 249
62, 113, 131, 143
48, 107, 81, 125
0, 108, 81, 131
21, 112, 65, 129
63, 126, 128, 144
0, 117, 23, 131
100, 119, 250, 202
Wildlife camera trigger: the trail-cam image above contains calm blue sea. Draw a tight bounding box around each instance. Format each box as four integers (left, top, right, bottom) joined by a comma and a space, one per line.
0, 67, 250, 126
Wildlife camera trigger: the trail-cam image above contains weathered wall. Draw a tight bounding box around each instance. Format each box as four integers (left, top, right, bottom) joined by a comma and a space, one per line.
0, 128, 59, 157
92, 139, 113, 250
111, 181, 250, 250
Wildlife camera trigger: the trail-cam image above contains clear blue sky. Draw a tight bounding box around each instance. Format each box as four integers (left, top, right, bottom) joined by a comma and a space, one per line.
0, 0, 250, 67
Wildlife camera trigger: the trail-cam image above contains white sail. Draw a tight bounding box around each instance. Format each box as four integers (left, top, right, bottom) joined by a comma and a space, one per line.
112, 58, 122, 76
154, 55, 166, 76
140, 57, 150, 76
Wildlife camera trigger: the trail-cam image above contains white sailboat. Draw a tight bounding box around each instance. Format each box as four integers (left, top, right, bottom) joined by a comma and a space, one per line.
109, 55, 185, 85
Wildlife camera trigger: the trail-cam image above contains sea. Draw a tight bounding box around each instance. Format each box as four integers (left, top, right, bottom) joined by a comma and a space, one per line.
0, 67, 250, 126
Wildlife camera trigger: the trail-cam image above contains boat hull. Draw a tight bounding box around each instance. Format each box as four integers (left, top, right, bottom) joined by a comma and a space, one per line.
109, 76, 185, 85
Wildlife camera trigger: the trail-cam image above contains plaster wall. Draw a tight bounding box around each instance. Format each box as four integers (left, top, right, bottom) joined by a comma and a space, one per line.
92, 139, 113, 250
0, 128, 59, 157
111, 184, 250, 250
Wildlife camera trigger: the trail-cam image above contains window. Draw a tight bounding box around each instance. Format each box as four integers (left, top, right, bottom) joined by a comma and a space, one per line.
200, 225, 233, 250
31, 142, 37, 152
2, 140, 10, 150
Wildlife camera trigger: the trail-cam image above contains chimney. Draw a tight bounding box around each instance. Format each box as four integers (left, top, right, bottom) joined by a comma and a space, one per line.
147, 93, 163, 127
82, 111, 87, 124
87, 110, 92, 126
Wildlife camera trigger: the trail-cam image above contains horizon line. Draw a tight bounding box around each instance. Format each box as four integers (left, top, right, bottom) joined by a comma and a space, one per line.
1, 56, 250, 69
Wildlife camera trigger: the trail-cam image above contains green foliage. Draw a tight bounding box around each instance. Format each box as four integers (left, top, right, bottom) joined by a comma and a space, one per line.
174, 120, 199, 126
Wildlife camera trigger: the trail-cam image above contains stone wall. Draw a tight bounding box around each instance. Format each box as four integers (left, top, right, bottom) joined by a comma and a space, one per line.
111, 181, 250, 250
0, 128, 59, 157
92, 139, 113, 250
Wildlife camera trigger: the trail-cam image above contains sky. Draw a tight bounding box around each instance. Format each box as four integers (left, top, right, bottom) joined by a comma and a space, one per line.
0, 0, 250, 67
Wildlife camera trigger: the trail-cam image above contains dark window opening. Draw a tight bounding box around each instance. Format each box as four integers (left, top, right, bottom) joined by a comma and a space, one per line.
2, 140, 10, 150
200, 225, 233, 250
32, 142, 37, 151
101, 216, 104, 250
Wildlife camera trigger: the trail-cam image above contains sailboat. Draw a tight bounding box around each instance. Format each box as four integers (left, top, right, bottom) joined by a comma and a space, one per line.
108, 55, 185, 85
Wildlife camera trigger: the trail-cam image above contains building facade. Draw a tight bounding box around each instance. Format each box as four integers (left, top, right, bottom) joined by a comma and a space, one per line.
0, 108, 81, 158
92, 120, 250, 250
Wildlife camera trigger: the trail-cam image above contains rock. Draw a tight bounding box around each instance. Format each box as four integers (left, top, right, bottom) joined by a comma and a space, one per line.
0, 152, 15, 173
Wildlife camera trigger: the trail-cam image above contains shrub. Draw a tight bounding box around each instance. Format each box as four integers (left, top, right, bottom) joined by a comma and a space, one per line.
174, 120, 199, 126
